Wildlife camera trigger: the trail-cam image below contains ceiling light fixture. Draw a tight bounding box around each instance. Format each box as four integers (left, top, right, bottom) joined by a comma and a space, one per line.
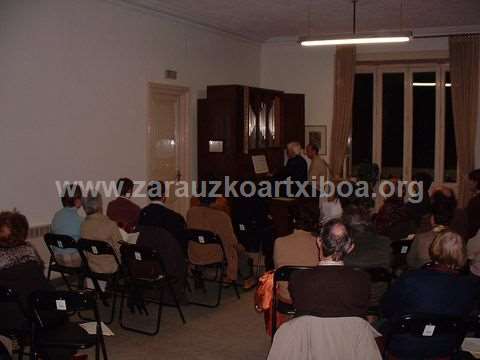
412, 82, 452, 87
299, 0, 412, 47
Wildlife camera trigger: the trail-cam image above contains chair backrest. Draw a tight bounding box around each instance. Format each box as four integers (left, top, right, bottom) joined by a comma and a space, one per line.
120, 244, 167, 278
271, 266, 315, 336
391, 239, 414, 256
362, 267, 393, 284
183, 229, 222, 246
0, 287, 18, 302
30, 290, 98, 328
384, 313, 467, 357
78, 239, 117, 257
44, 233, 78, 258
273, 266, 314, 283
0, 286, 28, 335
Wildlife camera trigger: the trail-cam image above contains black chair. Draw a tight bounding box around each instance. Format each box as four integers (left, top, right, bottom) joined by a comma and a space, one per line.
361, 267, 393, 316
184, 229, 240, 308
29, 290, 108, 360
0, 287, 28, 360
272, 266, 314, 337
43, 234, 87, 290
77, 239, 123, 324
231, 197, 276, 272
119, 244, 186, 335
391, 238, 414, 273
382, 313, 467, 359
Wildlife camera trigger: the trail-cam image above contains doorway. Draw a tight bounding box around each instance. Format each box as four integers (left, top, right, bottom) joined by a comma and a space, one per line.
147, 83, 191, 216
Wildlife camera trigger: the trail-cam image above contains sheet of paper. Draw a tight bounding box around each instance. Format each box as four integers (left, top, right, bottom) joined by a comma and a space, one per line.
127, 232, 139, 244
80, 321, 114, 336
252, 155, 269, 174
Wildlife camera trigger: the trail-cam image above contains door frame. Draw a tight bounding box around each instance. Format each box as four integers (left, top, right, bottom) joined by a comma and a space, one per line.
147, 82, 192, 215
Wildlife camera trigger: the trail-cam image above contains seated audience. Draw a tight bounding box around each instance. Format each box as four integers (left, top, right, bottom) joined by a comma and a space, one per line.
343, 205, 391, 269
289, 219, 370, 318
231, 193, 275, 270
319, 177, 343, 224
405, 172, 433, 230
106, 177, 141, 233
0, 211, 76, 360
51, 184, 83, 267
467, 229, 480, 277
375, 180, 415, 241
138, 181, 187, 251
343, 205, 392, 306
187, 194, 255, 288
81, 192, 122, 274
467, 168, 480, 239
407, 187, 457, 269
273, 217, 319, 270
381, 231, 478, 359
274, 207, 319, 302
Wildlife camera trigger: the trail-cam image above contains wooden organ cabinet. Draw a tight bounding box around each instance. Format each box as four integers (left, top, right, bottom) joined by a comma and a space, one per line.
197, 85, 305, 180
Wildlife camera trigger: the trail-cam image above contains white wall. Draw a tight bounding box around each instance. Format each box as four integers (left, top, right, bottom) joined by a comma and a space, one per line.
0, 0, 260, 225
260, 37, 480, 168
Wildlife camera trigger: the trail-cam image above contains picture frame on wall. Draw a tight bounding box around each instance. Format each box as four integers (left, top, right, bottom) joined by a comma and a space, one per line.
305, 125, 327, 155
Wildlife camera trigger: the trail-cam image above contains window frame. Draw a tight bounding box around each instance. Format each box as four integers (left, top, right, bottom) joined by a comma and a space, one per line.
352, 63, 457, 186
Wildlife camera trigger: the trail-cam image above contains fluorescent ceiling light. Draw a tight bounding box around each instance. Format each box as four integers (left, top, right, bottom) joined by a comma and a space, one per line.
412, 82, 452, 87
300, 33, 412, 46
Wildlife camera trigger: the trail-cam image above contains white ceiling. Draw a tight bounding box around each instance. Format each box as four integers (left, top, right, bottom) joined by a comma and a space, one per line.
119, 0, 480, 41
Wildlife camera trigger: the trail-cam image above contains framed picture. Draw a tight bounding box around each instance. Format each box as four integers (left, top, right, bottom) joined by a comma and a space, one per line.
305, 125, 327, 155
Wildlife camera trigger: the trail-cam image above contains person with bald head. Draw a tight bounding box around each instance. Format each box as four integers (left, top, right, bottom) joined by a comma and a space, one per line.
288, 219, 371, 318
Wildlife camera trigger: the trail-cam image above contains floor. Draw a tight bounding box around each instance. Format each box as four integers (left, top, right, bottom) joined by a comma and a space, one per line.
85, 285, 271, 360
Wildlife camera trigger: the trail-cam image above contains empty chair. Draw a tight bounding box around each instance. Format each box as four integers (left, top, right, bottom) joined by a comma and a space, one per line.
29, 290, 108, 360
119, 244, 186, 335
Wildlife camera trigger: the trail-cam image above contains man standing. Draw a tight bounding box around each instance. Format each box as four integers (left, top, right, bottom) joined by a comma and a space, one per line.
305, 143, 331, 185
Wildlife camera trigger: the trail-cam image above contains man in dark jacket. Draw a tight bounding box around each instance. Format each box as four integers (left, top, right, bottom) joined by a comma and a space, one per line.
138, 181, 187, 252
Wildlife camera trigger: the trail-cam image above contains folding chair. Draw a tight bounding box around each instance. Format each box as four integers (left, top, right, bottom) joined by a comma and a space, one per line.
77, 239, 122, 324
0, 287, 28, 360
29, 290, 108, 360
43, 234, 86, 290
391, 239, 414, 273
383, 313, 467, 359
361, 267, 393, 317
272, 266, 314, 337
119, 244, 186, 335
185, 229, 240, 308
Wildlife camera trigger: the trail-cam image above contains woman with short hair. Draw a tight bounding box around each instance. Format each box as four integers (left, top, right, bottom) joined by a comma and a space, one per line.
381, 230, 479, 359
0, 211, 76, 360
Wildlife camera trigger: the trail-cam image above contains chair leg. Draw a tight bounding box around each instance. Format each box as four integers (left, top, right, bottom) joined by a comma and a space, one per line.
60, 272, 72, 291
104, 278, 118, 325
154, 288, 165, 335
167, 281, 186, 324
232, 280, 240, 300
47, 265, 52, 281
100, 332, 108, 360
